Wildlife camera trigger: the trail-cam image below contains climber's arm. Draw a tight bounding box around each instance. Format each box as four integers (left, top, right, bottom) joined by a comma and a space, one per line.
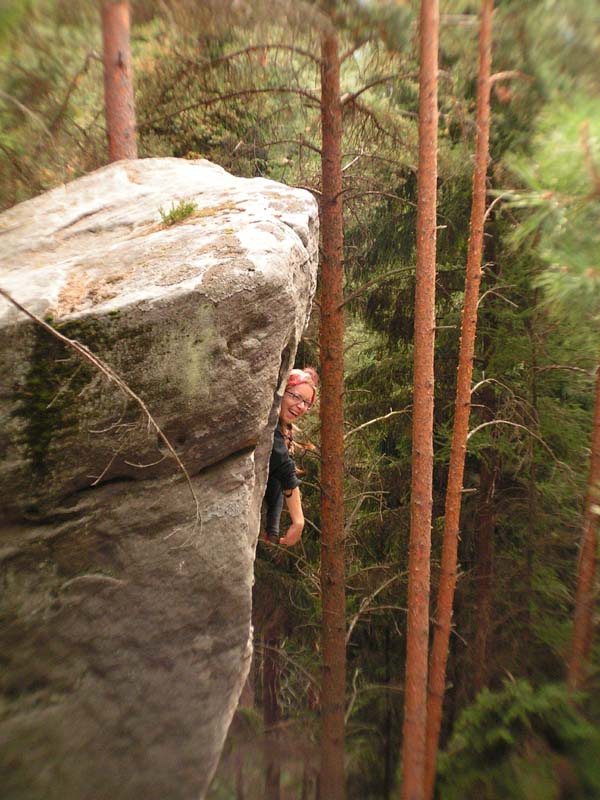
279, 486, 304, 546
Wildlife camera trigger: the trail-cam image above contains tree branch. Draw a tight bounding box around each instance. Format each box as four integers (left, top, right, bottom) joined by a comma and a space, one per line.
182, 42, 321, 70
259, 136, 321, 155
138, 86, 321, 131
490, 69, 534, 85
0, 90, 53, 139
342, 189, 417, 206
339, 266, 416, 308
344, 408, 411, 440
483, 191, 510, 223
466, 417, 567, 469
49, 50, 101, 133
342, 72, 418, 106
477, 286, 518, 309
346, 573, 403, 645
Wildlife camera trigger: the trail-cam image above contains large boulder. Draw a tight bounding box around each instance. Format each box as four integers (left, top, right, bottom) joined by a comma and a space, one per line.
0, 158, 318, 800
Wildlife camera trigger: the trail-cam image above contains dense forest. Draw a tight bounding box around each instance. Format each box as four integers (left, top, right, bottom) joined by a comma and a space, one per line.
1, 1, 599, 798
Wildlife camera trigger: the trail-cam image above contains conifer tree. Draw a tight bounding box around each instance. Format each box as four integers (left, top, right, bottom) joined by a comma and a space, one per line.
506, 97, 600, 689
400, 1, 439, 797
101, 1, 137, 160
319, 7, 346, 797
424, 2, 494, 795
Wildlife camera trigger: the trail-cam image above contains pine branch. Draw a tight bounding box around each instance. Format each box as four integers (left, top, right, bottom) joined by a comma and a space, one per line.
339, 266, 416, 308
466, 417, 568, 470
341, 71, 418, 106
490, 69, 534, 85
48, 50, 101, 133
258, 136, 321, 155
0, 89, 53, 139
344, 408, 411, 440
138, 86, 321, 130
181, 43, 321, 69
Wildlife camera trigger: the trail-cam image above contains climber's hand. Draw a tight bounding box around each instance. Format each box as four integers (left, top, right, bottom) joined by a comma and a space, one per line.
279, 521, 303, 546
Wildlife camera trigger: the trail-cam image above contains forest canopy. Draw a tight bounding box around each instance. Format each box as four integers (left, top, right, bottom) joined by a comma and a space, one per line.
1, 1, 598, 798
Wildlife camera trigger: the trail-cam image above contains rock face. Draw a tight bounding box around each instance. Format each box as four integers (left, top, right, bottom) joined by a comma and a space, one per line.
0, 158, 318, 800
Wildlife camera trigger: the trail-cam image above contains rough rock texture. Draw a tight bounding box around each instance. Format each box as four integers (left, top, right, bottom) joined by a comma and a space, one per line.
0, 158, 318, 800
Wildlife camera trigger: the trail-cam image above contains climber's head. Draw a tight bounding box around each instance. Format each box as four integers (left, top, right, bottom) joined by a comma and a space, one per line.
280, 368, 319, 426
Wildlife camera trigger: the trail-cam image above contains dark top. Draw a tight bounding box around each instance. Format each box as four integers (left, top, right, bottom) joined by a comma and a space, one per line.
268, 427, 300, 493
263, 425, 299, 539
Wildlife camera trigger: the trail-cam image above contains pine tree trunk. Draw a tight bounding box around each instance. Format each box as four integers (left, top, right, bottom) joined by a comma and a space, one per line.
319, 18, 346, 800
422, 3, 493, 796
101, 1, 138, 161
400, 2, 439, 799
264, 636, 281, 800
567, 354, 600, 689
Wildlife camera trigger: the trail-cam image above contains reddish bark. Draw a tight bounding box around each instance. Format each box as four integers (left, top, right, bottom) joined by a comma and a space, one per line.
423, 3, 493, 796
101, 1, 138, 161
400, 2, 439, 799
319, 23, 346, 800
567, 354, 600, 689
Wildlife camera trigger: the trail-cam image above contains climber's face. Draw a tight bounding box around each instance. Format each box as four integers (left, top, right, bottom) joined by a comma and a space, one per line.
280, 383, 314, 426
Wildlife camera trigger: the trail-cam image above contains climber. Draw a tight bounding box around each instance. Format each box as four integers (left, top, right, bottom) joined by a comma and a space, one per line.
263, 367, 318, 546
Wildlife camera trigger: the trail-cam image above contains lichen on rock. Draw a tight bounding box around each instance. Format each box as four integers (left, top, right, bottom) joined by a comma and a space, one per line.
0, 158, 318, 800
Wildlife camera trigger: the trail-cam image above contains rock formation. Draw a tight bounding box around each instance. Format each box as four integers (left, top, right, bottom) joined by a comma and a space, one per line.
0, 158, 318, 800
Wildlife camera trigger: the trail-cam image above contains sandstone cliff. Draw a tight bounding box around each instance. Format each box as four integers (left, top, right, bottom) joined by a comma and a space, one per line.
0, 158, 318, 800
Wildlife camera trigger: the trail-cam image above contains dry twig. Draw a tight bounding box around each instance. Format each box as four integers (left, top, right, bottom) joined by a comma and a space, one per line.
0, 287, 201, 531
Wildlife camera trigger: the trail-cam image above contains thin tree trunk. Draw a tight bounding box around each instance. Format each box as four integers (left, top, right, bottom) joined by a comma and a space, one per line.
264, 637, 281, 800
423, 3, 493, 796
319, 19, 346, 800
101, 1, 138, 161
400, 2, 439, 799
567, 353, 600, 689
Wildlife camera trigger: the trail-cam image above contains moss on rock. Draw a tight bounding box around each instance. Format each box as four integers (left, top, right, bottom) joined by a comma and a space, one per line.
12, 318, 108, 478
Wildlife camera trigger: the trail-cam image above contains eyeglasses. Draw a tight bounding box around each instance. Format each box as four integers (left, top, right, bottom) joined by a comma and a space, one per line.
285, 390, 313, 410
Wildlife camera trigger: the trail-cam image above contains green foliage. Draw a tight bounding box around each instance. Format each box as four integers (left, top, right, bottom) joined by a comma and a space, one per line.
0, 0, 105, 207
3, 2, 600, 798
158, 197, 197, 226
438, 680, 600, 800
11, 318, 105, 480
507, 96, 600, 323
0, 0, 28, 43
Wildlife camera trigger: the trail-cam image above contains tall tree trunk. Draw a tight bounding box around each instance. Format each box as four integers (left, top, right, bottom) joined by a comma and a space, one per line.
264, 636, 281, 800
567, 353, 600, 689
319, 18, 346, 800
400, 1, 439, 798
101, 1, 138, 161
423, 2, 493, 796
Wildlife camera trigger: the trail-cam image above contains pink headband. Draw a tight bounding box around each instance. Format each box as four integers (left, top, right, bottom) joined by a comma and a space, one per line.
286, 369, 317, 404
